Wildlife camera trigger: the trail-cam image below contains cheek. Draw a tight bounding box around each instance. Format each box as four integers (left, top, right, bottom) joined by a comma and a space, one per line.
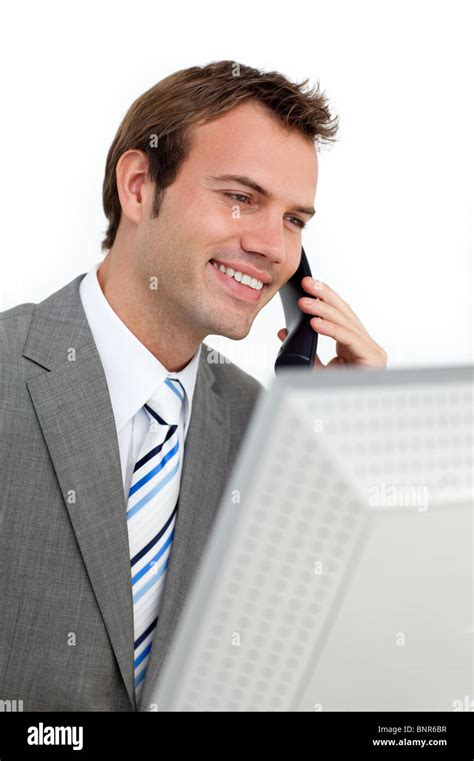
182, 197, 240, 243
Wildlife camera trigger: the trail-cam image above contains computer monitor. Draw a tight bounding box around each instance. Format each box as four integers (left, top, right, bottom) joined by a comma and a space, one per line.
150, 366, 473, 711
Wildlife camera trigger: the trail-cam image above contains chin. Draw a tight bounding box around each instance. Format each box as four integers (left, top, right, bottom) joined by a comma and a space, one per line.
212, 322, 251, 341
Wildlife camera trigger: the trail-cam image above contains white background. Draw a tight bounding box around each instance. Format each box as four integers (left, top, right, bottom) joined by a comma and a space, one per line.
0, 0, 472, 387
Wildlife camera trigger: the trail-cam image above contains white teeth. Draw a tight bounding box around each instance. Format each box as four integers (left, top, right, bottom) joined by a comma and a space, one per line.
211, 260, 264, 290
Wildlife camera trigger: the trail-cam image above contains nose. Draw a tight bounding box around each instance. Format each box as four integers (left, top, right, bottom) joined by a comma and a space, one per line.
239, 210, 286, 266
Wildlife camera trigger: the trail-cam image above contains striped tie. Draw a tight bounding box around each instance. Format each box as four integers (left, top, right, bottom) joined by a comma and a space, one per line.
126, 376, 185, 701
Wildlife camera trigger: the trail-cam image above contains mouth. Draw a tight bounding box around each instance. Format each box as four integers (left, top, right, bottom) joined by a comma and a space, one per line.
207, 259, 267, 302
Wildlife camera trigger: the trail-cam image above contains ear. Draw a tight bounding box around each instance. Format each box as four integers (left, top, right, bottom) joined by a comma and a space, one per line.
115, 149, 152, 228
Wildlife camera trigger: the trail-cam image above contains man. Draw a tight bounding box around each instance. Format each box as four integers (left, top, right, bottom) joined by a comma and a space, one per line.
0, 61, 387, 712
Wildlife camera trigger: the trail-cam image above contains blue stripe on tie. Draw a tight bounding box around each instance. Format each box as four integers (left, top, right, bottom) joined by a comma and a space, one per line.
133, 556, 170, 604
130, 504, 178, 567
134, 641, 152, 669
126, 457, 180, 520
134, 617, 158, 650
133, 426, 175, 473
165, 378, 184, 402
135, 667, 147, 688
128, 440, 179, 498
131, 529, 174, 586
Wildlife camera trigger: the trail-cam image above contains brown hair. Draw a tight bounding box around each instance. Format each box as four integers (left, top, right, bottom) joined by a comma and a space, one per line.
101, 60, 339, 251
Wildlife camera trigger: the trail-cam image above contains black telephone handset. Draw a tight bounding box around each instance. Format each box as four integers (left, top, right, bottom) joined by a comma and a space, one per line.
274, 246, 318, 374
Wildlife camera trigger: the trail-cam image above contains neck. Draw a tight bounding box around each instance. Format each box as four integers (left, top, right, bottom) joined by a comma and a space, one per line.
97, 251, 202, 373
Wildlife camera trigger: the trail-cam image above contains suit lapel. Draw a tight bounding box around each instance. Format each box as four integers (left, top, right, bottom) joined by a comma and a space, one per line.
136, 347, 230, 711
22, 274, 230, 712
24, 275, 136, 708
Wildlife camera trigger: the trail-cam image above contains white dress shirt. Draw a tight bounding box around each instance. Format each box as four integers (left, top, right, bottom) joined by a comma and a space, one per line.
79, 260, 201, 501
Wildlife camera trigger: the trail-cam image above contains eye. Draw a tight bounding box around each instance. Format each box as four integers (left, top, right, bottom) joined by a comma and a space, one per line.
286, 215, 306, 229
223, 192, 251, 204
222, 192, 306, 229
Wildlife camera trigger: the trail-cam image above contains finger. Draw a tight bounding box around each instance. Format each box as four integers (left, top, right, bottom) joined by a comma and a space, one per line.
309, 317, 384, 365
301, 278, 370, 337
298, 296, 368, 341
277, 328, 288, 342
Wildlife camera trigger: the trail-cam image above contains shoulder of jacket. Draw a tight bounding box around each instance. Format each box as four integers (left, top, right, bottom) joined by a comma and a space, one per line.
203, 344, 265, 400
0, 301, 36, 343
0, 300, 36, 321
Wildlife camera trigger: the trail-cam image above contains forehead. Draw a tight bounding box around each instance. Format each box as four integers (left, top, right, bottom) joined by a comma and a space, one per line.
185, 100, 318, 195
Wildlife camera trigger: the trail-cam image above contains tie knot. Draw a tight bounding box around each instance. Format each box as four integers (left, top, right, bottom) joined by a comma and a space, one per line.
144, 377, 185, 427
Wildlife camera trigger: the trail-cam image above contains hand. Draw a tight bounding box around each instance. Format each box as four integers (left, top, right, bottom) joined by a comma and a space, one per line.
277, 277, 388, 370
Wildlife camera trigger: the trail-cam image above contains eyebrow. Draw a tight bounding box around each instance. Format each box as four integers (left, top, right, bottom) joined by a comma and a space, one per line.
206, 173, 316, 218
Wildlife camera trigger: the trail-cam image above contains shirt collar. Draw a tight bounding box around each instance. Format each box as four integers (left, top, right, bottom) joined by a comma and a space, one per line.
79, 260, 201, 435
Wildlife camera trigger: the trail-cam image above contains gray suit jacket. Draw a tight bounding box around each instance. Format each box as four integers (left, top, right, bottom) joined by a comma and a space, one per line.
0, 273, 263, 711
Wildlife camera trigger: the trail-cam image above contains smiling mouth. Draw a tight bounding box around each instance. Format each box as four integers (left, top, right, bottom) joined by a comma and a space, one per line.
209, 259, 264, 290
207, 260, 266, 302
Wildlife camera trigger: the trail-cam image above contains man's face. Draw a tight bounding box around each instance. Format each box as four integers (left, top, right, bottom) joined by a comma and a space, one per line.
136, 99, 318, 341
